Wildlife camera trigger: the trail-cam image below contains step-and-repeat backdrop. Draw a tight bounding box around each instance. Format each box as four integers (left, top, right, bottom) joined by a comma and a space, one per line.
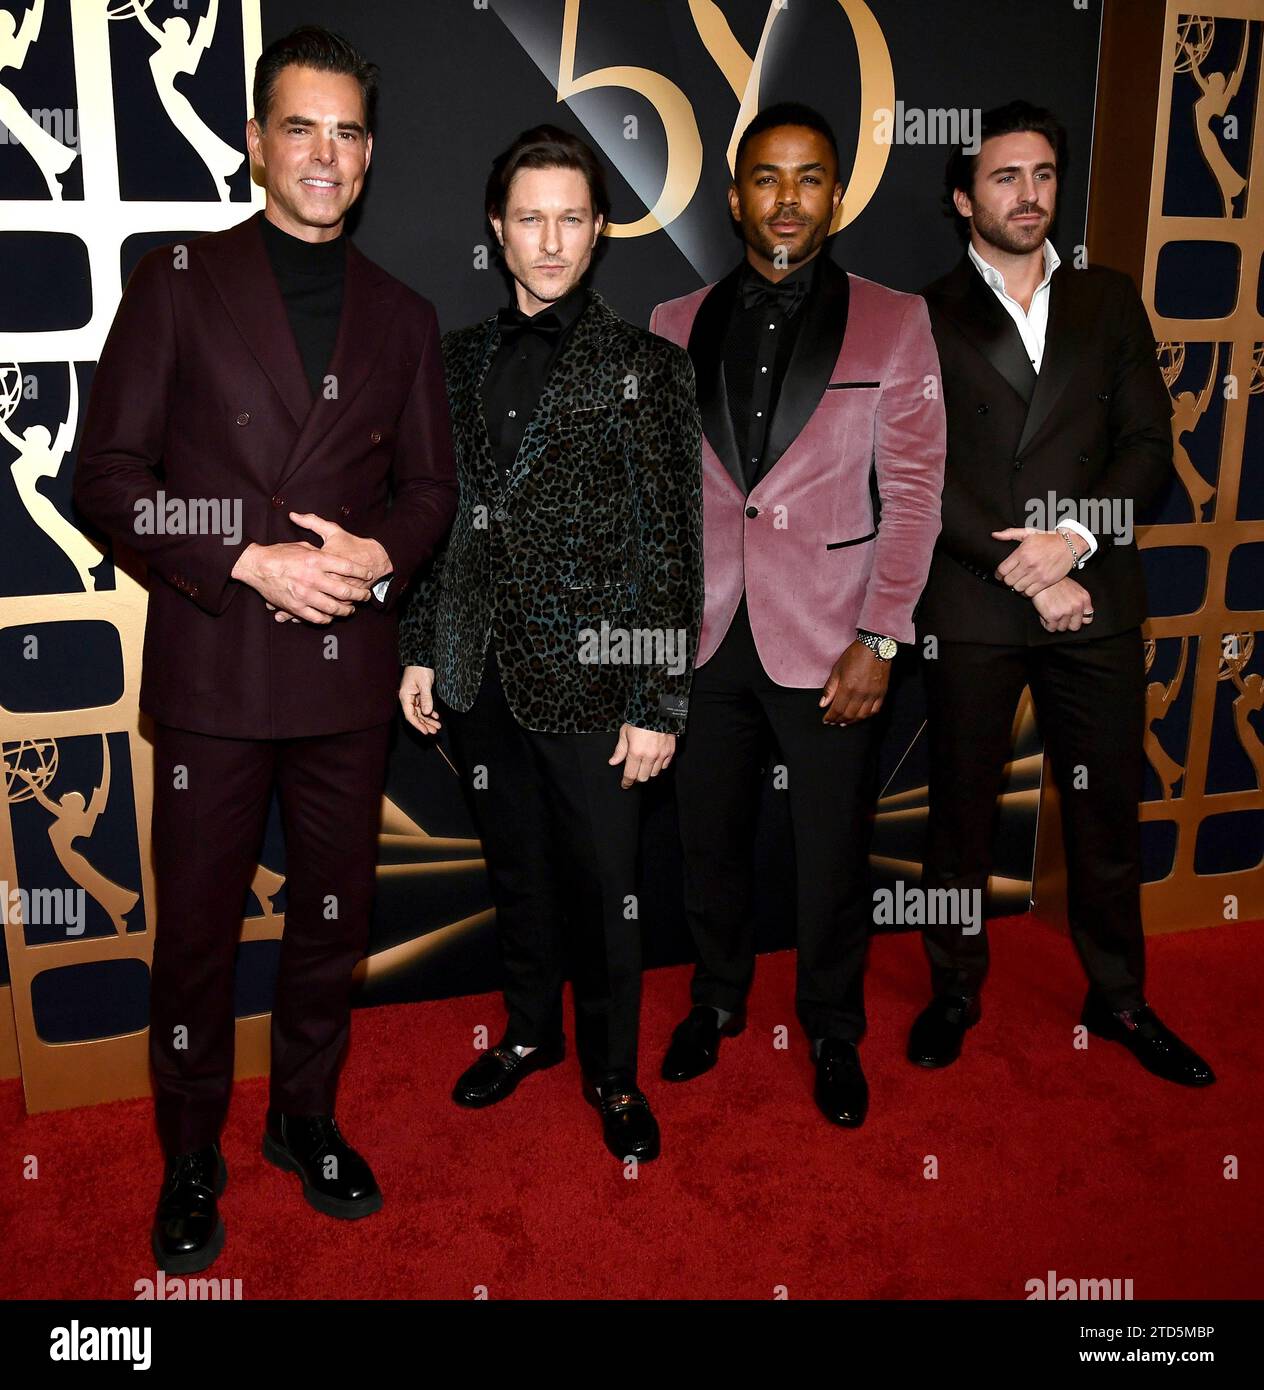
0, 0, 1257, 1113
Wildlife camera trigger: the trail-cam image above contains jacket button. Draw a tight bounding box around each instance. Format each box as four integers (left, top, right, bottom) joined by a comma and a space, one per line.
271, 494, 285, 508
1078, 453, 1089, 464
745, 505, 759, 518
976, 404, 989, 415
340, 504, 351, 517
370, 430, 383, 445
236, 412, 250, 426
1098, 392, 1110, 401
1013, 459, 1023, 471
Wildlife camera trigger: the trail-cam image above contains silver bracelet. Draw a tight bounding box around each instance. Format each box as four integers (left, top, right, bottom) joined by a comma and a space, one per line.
1055, 528, 1083, 568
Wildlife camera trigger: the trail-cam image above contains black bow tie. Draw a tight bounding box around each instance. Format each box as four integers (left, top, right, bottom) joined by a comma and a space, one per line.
739, 271, 809, 315
496, 305, 564, 342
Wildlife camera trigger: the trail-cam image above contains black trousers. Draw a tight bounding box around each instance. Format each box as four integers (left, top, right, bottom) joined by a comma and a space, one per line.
673, 596, 881, 1042
149, 720, 391, 1157
443, 649, 644, 1081
921, 628, 1147, 1009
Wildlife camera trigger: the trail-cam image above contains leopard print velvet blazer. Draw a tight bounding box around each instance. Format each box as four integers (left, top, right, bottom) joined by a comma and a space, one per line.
399, 289, 703, 735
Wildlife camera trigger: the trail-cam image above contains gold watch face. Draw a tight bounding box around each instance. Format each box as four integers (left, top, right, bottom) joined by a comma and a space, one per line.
877, 637, 898, 660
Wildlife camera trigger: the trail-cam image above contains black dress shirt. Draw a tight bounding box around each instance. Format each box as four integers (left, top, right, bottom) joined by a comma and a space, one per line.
482, 284, 588, 478
259, 214, 346, 400
723, 254, 821, 490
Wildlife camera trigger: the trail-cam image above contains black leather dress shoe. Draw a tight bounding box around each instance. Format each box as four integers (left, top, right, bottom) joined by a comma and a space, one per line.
907, 993, 981, 1068
452, 1037, 565, 1108
661, 1005, 746, 1082
1082, 994, 1216, 1087
151, 1143, 227, 1274
586, 1072, 661, 1162
262, 1112, 382, 1219
814, 1039, 868, 1127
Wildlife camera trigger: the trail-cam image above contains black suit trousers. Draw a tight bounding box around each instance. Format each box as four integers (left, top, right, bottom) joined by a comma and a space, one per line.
443, 649, 644, 1081
673, 596, 881, 1041
921, 628, 1147, 1008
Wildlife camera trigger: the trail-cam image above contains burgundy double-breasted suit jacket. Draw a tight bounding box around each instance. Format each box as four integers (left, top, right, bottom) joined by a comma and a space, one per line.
75, 212, 458, 739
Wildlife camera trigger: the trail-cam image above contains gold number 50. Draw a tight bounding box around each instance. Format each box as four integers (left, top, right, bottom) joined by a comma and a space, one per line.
559, 0, 895, 238
558, 0, 704, 238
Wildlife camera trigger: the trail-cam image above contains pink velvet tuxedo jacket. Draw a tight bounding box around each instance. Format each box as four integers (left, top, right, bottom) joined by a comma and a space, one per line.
650, 255, 946, 687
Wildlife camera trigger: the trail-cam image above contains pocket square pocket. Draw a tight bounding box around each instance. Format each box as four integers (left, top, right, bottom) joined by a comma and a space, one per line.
825, 530, 878, 550
825, 381, 881, 390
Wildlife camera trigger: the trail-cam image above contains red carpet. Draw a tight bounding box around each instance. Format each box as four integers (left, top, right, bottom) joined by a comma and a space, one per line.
2, 915, 1260, 1300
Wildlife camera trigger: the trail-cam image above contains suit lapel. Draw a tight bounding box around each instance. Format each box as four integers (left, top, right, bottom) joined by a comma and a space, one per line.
504, 288, 609, 492
464, 316, 502, 500
201, 215, 398, 489
758, 253, 851, 485
1015, 264, 1080, 456
686, 266, 745, 494
200, 213, 312, 431
936, 255, 1037, 408
278, 239, 394, 488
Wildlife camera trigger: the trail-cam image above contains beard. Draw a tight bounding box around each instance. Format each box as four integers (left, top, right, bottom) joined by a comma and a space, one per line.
744, 213, 830, 266
972, 201, 1052, 256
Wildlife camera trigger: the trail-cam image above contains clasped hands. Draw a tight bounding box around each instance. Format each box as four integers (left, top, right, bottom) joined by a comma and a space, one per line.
230, 511, 391, 624
991, 526, 1094, 634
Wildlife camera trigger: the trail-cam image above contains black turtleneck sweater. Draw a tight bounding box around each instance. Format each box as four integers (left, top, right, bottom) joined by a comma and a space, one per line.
259, 213, 347, 399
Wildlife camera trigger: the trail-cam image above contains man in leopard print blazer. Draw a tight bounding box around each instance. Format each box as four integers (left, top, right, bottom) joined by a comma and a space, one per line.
399, 127, 702, 1163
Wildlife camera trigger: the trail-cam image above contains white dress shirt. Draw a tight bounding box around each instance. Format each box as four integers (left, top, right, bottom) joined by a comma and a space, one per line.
967, 238, 1096, 563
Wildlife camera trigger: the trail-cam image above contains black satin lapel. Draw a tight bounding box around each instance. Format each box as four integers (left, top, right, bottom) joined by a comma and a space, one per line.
279, 240, 394, 487
760, 256, 850, 480
201, 214, 312, 430
1016, 267, 1078, 456
687, 267, 745, 493
942, 256, 1038, 407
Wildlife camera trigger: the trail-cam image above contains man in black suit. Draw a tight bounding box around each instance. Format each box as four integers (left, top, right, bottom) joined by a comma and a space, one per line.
910, 101, 1213, 1086
399, 127, 702, 1163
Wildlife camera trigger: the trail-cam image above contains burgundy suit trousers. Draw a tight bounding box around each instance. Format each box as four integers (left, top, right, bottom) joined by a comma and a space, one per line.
148, 720, 391, 1156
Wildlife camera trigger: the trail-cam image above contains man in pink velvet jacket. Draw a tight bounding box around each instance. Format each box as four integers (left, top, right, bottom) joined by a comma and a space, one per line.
649, 104, 945, 1127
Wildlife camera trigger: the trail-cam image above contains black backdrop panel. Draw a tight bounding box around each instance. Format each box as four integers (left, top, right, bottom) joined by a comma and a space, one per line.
254, 0, 1102, 1006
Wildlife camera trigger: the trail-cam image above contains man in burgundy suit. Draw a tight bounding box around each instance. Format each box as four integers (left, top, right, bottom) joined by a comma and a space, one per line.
74, 28, 456, 1273
650, 104, 945, 1126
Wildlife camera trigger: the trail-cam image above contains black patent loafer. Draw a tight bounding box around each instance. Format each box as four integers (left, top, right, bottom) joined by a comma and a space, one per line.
907, 993, 981, 1069
814, 1039, 868, 1127
586, 1072, 661, 1162
1082, 995, 1215, 1087
661, 1005, 746, 1082
452, 1037, 566, 1108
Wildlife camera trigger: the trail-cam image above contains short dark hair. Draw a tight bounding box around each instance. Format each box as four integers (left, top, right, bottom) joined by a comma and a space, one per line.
253, 26, 379, 135
734, 102, 841, 179
485, 125, 611, 227
943, 100, 1068, 235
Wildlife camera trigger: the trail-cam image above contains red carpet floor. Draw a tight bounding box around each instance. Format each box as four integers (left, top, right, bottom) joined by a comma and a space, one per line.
2, 915, 1260, 1300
